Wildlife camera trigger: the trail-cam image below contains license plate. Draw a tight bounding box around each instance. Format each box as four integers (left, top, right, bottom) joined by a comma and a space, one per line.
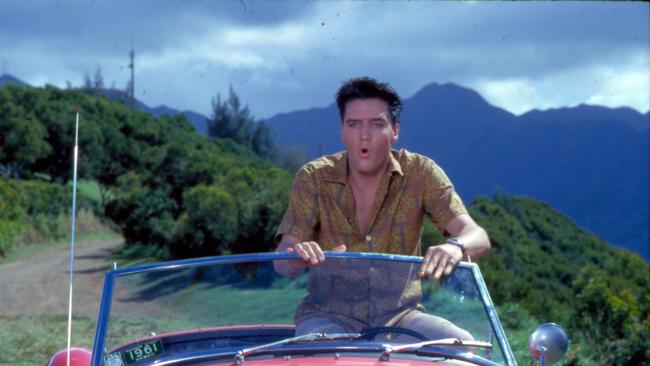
122, 339, 165, 364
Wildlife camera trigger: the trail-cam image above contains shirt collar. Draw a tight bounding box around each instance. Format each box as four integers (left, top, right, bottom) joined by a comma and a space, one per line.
322, 149, 404, 184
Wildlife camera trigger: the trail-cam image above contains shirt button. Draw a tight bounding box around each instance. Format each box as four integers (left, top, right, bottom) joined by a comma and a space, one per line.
365, 235, 372, 242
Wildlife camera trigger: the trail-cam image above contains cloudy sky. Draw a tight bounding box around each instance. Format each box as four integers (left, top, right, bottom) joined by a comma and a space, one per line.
1, 1, 648, 119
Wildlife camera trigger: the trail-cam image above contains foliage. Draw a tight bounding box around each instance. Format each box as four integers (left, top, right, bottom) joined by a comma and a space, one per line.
0, 315, 95, 366
0, 88, 51, 178
0, 177, 102, 255
1, 83, 647, 364
208, 86, 255, 147
0, 179, 23, 256
173, 185, 238, 257
470, 194, 649, 365
251, 120, 276, 159
208, 86, 276, 160
572, 265, 649, 364
0, 84, 291, 258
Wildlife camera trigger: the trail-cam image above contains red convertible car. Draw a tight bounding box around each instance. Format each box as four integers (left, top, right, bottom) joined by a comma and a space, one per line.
49, 252, 567, 366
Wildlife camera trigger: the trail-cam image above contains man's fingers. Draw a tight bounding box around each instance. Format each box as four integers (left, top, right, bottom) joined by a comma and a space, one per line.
332, 244, 347, 252
302, 242, 319, 264
293, 242, 326, 265
432, 254, 447, 281
420, 247, 434, 276
311, 242, 325, 262
294, 243, 310, 261
443, 260, 455, 277
422, 249, 442, 278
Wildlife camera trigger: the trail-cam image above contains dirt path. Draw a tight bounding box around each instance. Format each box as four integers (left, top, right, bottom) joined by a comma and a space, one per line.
0, 239, 122, 317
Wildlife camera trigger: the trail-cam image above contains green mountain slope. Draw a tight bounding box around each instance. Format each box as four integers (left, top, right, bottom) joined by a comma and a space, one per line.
467, 195, 649, 365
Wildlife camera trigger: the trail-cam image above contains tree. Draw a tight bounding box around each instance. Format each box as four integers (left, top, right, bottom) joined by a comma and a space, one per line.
572, 265, 649, 364
93, 65, 105, 95
208, 94, 234, 139
81, 66, 105, 97
274, 143, 308, 173
207, 86, 254, 147
172, 185, 238, 257
0, 88, 51, 178
251, 121, 276, 159
82, 71, 93, 94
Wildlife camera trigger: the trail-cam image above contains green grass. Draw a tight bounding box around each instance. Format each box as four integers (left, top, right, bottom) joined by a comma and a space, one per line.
0, 315, 96, 366
0, 218, 123, 365
0, 222, 121, 265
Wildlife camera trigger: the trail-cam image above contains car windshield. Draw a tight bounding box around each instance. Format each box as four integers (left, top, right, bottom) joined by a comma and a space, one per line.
95, 253, 514, 366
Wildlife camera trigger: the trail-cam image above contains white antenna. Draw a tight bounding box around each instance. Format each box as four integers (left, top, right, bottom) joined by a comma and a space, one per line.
66, 107, 81, 366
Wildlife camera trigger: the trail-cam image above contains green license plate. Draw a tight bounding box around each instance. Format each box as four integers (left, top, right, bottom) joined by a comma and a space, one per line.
122, 339, 165, 364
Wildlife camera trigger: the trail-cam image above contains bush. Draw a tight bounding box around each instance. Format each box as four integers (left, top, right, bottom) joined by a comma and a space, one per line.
172, 185, 238, 257
0, 177, 100, 255
0, 178, 25, 255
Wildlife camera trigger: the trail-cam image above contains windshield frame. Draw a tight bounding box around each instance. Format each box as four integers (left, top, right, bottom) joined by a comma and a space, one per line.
90, 252, 516, 366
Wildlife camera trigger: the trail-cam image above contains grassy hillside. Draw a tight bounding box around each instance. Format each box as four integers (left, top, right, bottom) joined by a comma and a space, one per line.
1, 84, 647, 365
468, 195, 649, 365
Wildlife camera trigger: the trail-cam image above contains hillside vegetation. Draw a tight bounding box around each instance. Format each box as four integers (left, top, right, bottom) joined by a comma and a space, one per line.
466, 195, 648, 364
1, 84, 647, 365
0, 85, 291, 258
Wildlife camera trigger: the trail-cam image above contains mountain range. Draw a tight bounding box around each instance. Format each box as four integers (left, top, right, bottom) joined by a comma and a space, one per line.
2, 74, 647, 260
264, 83, 649, 260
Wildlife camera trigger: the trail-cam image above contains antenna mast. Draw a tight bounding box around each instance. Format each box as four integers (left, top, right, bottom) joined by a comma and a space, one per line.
128, 47, 135, 109
66, 107, 81, 366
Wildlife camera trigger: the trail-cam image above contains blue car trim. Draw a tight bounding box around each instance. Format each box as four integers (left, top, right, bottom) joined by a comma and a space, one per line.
91, 270, 116, 366
472, 265, 517, 366
110, 251, 430, 277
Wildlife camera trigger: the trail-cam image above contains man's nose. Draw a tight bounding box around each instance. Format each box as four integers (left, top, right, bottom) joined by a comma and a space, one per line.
359, 124, 371, 140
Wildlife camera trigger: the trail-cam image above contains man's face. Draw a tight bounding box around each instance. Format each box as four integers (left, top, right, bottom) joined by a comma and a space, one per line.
341, 98, 400, 177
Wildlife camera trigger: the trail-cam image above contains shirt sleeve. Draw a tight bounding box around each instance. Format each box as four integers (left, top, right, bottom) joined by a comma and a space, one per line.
274, 165, 320, 243
423, 160, 468, 234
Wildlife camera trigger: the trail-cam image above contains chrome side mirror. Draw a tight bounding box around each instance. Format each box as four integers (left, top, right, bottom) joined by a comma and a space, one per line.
529, 323, 569, 366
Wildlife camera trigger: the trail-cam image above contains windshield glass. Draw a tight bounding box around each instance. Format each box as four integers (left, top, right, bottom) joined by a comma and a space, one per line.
101, 254, 509, 365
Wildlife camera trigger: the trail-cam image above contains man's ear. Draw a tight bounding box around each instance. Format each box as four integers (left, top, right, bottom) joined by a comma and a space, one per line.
392, 123, 400, 144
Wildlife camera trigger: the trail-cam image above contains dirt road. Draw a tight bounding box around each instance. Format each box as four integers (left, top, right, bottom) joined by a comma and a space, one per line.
0, 239, 122, 317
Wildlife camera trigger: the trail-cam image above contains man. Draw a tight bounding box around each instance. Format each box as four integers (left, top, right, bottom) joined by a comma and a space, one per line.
274, 77, 490, 339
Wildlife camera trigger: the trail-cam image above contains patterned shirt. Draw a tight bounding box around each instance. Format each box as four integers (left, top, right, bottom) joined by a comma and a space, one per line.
275, 148, 468, 330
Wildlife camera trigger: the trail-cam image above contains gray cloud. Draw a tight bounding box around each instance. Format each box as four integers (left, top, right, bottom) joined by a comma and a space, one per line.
0, 1, 647, 118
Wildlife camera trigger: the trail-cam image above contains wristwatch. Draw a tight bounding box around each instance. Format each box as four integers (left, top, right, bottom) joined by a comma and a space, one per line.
445, 237, 471, 263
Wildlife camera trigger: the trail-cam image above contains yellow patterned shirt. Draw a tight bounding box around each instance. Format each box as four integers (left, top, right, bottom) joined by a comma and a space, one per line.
276, 148, 467, 255
275, 148, 468, 330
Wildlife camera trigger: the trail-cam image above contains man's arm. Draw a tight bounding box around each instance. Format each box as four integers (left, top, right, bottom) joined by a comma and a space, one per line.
420, 214, 490, 280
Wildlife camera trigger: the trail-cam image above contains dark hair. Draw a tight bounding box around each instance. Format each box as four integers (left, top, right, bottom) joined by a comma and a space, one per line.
336, 77, 403, 125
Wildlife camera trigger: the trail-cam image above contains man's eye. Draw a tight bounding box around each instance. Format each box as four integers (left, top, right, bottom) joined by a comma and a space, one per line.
347, 122, 357, 128
374, 122, 386, 128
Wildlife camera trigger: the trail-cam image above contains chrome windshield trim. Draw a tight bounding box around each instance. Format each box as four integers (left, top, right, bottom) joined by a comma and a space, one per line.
472, 264, 518, 366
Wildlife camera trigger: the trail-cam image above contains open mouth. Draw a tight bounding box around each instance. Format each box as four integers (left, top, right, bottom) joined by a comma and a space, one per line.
360, 147, 369, 157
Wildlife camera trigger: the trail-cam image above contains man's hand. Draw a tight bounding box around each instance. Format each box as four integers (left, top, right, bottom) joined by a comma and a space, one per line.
287, 241, 325, 266
274, 234, 346, 277
287, 241, 347, 266
420, 243, 463, 281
